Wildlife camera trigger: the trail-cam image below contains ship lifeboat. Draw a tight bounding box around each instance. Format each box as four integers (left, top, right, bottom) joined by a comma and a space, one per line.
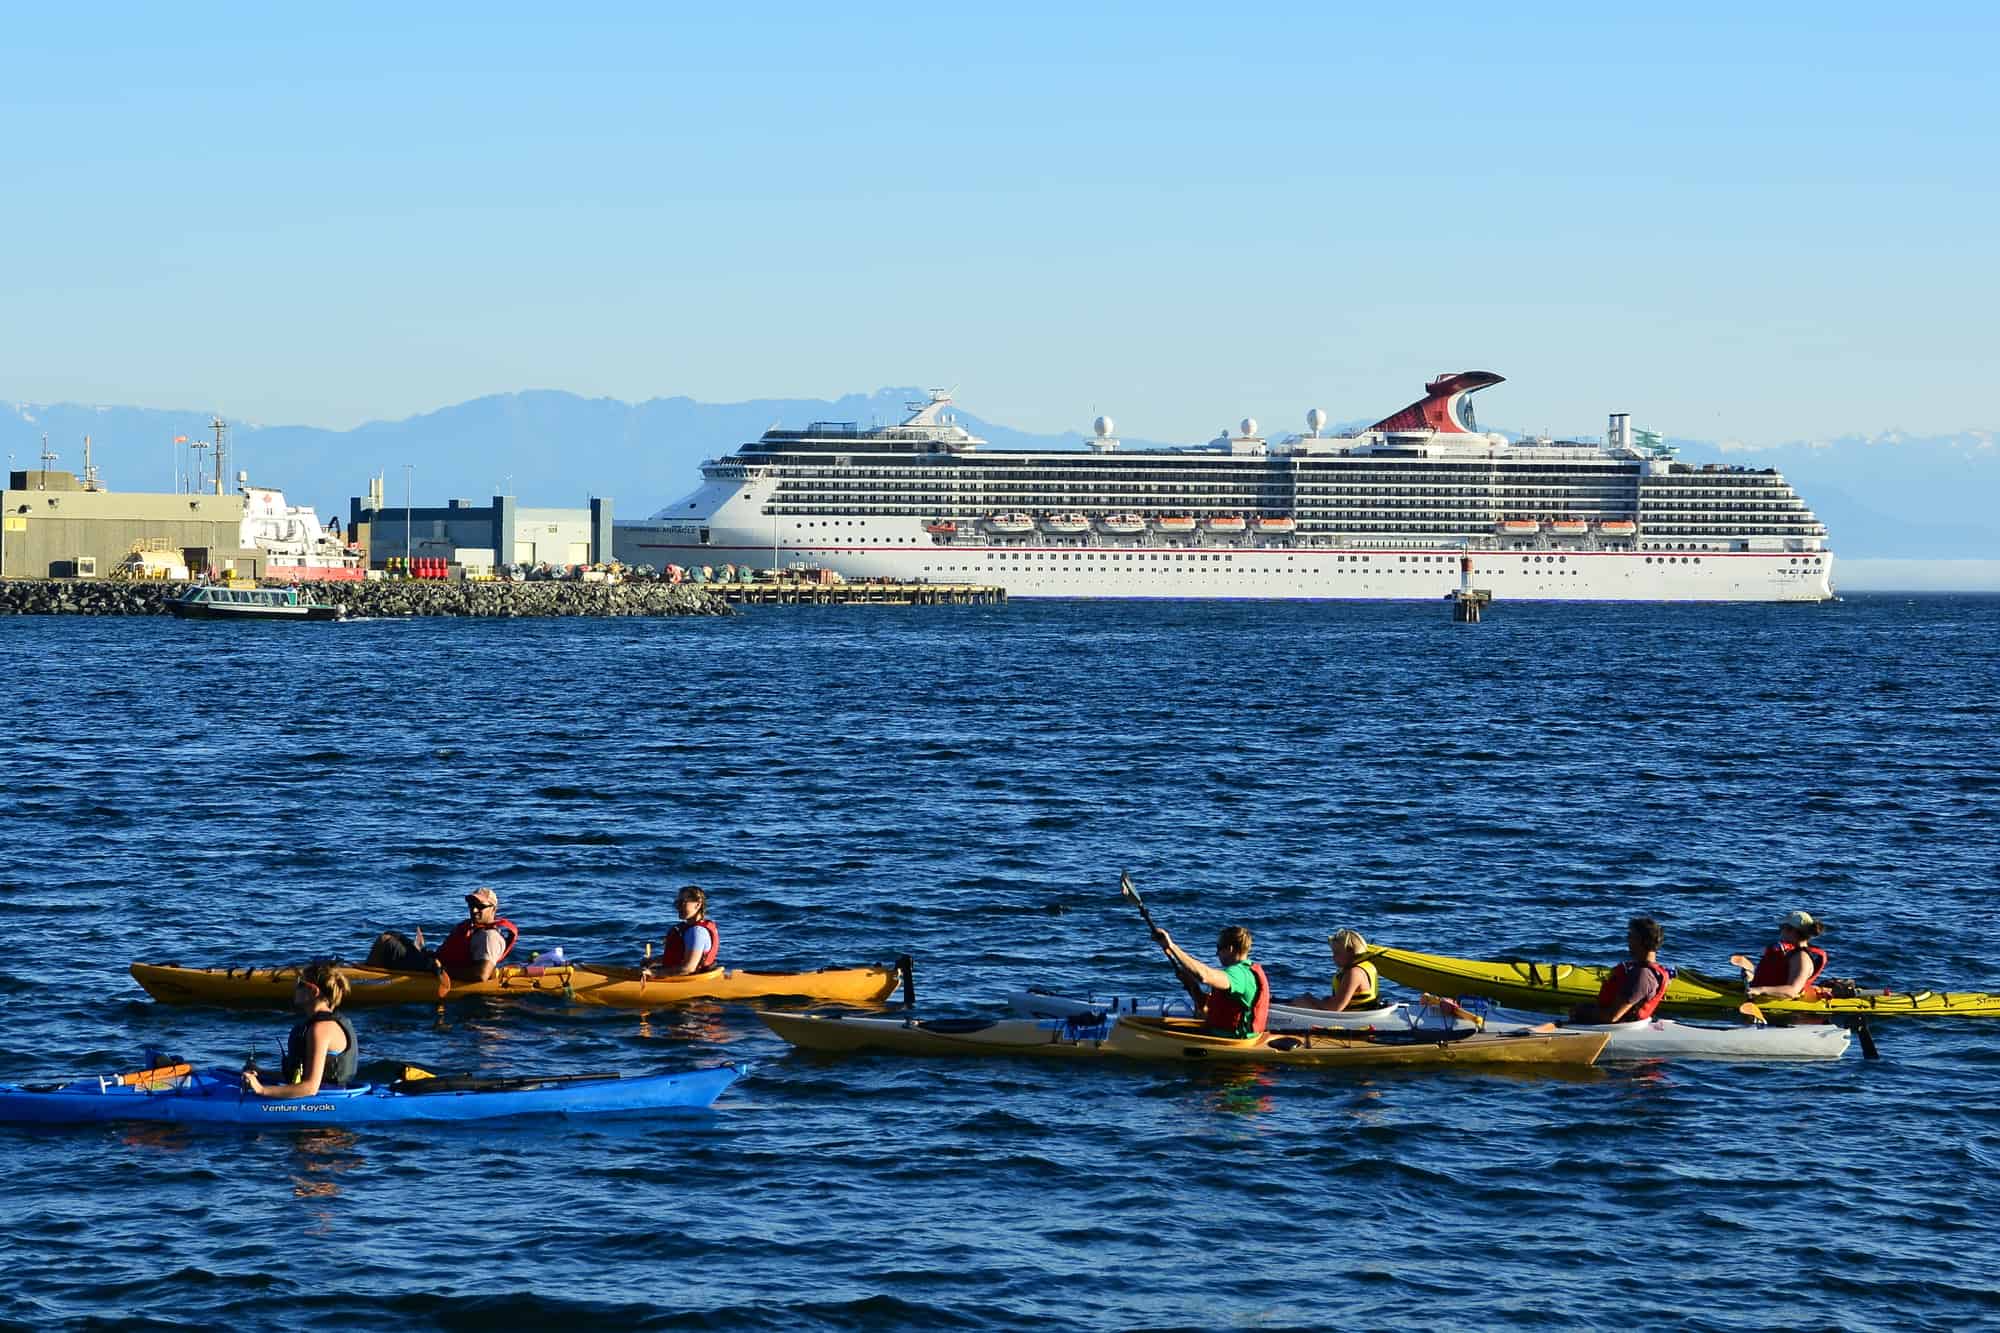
1251, 516, 1297, 535
1204, 514, 1247, 534
1040, 512, 1091, 536
1098, 512, 1147, 536
1495, 519, 1542, 536
1597, 519, 1638, 536
924, 520, 958, 536
1153, 515, 1197, 534
1549, 519, 1589, 536
984, 512, 1035, 536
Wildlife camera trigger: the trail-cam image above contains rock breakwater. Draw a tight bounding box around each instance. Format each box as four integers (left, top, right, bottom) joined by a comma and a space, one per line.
0, 579, 729, 617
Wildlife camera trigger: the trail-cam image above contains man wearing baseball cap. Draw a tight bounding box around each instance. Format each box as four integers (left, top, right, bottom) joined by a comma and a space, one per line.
1730, 909, 1829, 999
365, 888, 521, 983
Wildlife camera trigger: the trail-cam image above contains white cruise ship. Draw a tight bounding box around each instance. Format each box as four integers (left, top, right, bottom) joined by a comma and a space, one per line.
613, 373, 1833, 601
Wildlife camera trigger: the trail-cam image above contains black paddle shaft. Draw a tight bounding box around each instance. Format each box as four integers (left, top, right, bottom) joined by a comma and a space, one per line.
1119, 871, 1160, 933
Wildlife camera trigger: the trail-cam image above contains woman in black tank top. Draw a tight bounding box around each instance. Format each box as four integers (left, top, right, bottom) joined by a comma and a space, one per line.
244, 959, 358, 1097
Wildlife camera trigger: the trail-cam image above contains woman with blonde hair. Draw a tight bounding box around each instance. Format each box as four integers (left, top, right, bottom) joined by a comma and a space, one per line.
244, 959, 357, 1098
1287, 928, 1380, 1013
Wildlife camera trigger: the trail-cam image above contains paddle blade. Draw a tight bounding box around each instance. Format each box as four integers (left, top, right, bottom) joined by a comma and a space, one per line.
1738, 1001, 1767, 1025
435, 969, 451, 1001
1119, 870, 1139, 905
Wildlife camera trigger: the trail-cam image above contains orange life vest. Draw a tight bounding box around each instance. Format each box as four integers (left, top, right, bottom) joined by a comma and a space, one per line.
1202, 962, 1270, 1037
1752, 941, 1827, 990
434, 917, 520, 973
1594, 959, 1671, 1021
661, 917, 720, 971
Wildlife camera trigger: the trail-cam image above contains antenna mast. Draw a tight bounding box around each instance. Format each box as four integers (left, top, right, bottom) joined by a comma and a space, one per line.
210, 416, 228, 495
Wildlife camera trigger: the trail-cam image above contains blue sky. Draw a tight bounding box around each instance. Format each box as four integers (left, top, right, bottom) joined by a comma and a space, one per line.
3, 3, 1996, 445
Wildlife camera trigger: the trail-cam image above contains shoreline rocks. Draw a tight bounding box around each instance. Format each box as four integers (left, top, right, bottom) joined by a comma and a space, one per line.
0, 579, 730, 618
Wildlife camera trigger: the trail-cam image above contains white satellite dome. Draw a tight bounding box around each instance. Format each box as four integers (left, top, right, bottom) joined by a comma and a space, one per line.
1239, 417, 1258, 438
1306, 407, 1328, 433
1093, 415, 1114, 438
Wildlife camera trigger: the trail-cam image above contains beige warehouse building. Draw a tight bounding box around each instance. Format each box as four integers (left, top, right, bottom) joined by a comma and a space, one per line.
1, 470, 261, 579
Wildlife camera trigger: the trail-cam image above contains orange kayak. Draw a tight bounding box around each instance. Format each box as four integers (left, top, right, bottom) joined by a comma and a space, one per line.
131, 957, 909, 1009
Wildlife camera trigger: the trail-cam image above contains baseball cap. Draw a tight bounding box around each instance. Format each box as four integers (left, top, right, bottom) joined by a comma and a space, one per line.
466, 887, 498, 909
1782, 909, 1816, 930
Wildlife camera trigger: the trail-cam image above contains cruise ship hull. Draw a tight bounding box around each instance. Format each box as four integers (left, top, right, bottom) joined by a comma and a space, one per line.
617, 379, 1836, 604
615, 523, 1834, 602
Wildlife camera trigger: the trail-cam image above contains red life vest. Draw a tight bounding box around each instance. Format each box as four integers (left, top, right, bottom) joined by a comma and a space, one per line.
434, 917, 520, 973
1594, 959, 1671, 1021
1752, 941, 1827, 990
661, 918, 720, 971
1201, 961, 1270, 1037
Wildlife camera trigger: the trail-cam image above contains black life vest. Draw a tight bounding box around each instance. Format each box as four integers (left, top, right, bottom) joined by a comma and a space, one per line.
283, 1012, 358, 1087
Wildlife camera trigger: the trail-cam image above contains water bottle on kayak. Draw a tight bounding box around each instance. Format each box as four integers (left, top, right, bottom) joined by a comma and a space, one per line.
523, 946, 567, 976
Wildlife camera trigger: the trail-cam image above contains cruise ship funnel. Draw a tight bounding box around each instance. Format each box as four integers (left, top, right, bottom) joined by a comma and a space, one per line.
1367, 371, 1505, 435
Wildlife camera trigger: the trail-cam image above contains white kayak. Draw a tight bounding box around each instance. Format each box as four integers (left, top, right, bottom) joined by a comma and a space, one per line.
1010, 990, 1851, 1061
1007, 987, 1414, 1032
1471, 1006, 1852, 1061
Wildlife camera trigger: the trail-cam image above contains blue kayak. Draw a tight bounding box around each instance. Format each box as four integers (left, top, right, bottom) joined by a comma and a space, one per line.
0, 1064, 743, 1127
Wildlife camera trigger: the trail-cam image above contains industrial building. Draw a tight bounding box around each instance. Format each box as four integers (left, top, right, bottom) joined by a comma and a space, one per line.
348, 482, 612, 572
1, 470, 261, 579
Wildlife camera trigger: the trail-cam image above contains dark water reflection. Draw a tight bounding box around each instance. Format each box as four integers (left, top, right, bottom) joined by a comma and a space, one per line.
2, 596, 1998, 1329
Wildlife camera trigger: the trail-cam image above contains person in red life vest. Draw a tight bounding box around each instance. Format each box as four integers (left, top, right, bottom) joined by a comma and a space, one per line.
1731, 909, 1829, 999
244, 959, 357, 1099
364, 887, 520, 982
1567, 917, 1670, 1024
647, 885, 720, 977
1151, 924, 1269, 1037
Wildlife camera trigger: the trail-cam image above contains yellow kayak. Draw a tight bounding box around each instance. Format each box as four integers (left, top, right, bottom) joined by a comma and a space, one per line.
759, 1011, 1608, 1069
132, 958, 908, 1009
1368, 946, 2000, 1019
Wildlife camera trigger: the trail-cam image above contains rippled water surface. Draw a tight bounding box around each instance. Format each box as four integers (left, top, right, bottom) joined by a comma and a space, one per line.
3, 596, 1998, 1330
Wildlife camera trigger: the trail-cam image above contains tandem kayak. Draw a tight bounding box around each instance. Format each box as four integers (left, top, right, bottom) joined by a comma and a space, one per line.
1467, 1007, 1851, 1061
1368, 946, 2000, 1019
758, 1011, 1608, 1070
1010, 989, 1850, 1061
564, 960, 909, 1009
0, 1064, 743, 1127
132, 958, 909, 1009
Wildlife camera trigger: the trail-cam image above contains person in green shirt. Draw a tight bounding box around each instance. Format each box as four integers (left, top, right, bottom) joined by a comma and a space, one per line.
1152, 924, 1269, 1037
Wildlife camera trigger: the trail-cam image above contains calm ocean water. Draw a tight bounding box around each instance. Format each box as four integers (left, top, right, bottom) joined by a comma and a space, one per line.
2, 595, 1997, 1331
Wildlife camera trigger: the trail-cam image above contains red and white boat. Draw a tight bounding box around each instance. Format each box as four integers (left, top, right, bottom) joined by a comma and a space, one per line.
1251, 516, 1297, 535
1040, 512, 1091, 536
1549, 519, 1589, 536
1495, 519, 1541, 536
1098, 513, 1147, 536
242, 485, 365, 582
1598, 519, 1638, 536
1204, 514, 1247, 534
1153, 515, 1197, 534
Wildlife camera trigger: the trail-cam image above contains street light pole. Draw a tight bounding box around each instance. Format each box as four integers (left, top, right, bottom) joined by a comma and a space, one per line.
403, 463, 414, 570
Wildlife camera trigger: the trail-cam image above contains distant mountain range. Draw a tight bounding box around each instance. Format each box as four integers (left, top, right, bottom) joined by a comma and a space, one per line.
5, 389, 1995, 560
